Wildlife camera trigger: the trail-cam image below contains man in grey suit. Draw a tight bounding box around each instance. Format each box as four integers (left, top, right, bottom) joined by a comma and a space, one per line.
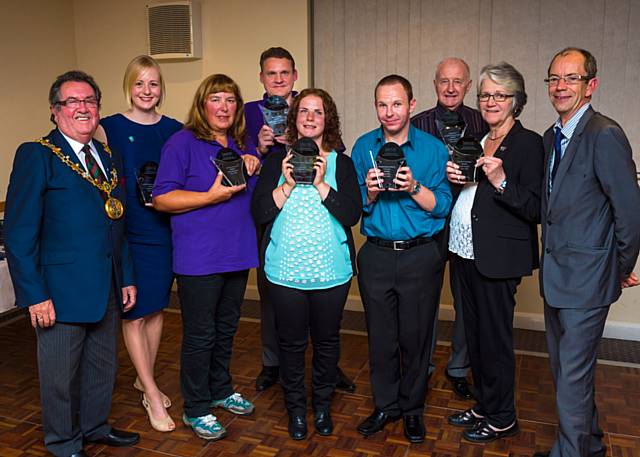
536, 47, 640, 457
5, 71, 140, 457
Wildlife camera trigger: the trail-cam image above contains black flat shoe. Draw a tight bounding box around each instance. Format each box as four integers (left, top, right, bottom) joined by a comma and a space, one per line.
357, 409, 401, 436
462, 419, 519, 443
86, 428, 140, 447
445, 372, 474, 400
335, 367, 356, 393
403, 414, 425, 443
288, 415, 307, 440
68, 452, 88, 457
313, 410, 333, 436
447, 408, 484, 428
255, 366, 279, 391
532, 452, 550, 457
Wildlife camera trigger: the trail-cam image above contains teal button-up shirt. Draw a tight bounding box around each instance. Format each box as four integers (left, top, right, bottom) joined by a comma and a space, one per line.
351, 126, 451, 240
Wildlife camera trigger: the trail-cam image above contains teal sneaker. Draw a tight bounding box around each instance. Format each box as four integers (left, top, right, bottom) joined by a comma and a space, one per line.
182, 413, 226, 440
211, 392, 255, 415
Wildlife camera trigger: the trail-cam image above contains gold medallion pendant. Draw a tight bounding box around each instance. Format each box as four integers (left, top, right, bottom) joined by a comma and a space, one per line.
105, 197, 124, 220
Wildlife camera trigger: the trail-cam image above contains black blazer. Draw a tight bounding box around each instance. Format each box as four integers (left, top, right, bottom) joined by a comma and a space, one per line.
451, 120, 543, 279
251, 150, 362, 276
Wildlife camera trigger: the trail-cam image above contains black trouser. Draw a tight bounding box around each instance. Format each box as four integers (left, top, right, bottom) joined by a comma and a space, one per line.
357, 239, 443, 416
177, 270, 249, 418
268, 280, 350, 416
452, 255, 519, 428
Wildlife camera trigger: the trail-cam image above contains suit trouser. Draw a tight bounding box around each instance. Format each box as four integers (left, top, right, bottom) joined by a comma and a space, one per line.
177, 270, 248, 418
36, 290, 118, 457
268, 280, 350, 416
544, 303, 608, 457
257, 265, 280, 367
357, 239, 442, 416
453, 255, 518, 428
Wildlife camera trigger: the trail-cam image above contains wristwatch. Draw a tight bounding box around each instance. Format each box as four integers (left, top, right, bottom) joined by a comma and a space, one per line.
410, 181, 421, 196
495, 179, 507, 195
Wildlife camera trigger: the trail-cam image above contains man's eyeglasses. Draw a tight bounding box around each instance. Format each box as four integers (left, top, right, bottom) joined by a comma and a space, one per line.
544, 74, 591, 86
477, 93, 514, 102
56, 97, 99, 108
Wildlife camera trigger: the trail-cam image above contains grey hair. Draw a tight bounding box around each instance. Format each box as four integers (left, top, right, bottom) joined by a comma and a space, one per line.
477, 62, 527, 118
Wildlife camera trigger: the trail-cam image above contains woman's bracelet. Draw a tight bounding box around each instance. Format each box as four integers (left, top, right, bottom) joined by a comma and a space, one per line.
281, 185, 290, 198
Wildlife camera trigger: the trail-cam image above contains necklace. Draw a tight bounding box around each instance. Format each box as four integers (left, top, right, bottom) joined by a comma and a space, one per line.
36, 138, 124, 220
488, 133, 506, 141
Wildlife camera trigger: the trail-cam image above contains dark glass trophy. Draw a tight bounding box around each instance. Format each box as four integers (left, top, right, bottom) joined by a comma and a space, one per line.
211, 148, 247, 187
435, 110, 467, 154
290, 137, 319, 185
375, 142, 405, 189
452, 136, 484, 182
260, 95, 289, 136
135, 161, 158, 207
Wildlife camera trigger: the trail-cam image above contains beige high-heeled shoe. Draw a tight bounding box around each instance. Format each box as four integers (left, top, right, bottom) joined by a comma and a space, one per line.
142, 393, 175, 432
134, 377, 171, 408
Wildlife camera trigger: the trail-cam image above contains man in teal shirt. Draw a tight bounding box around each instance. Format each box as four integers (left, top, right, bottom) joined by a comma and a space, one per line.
352, 75, 451, 443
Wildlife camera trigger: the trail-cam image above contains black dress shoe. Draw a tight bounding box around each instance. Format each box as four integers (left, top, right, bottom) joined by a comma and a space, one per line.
255, 365, 279, 391
335, 367, 356, 392
68, 452, 88, 457
447, 408, 483, 428
288, 415, 308, 440
357, 409, 401, 436
532, 452, 550, 457
86, 428, 140, 447
445, 372, 474, 400
462, 419, 519, 443
403, 415, 425, 443
313, 410, 333, 436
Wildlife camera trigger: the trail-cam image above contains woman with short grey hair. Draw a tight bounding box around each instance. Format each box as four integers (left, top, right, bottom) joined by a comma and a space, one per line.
445, 62, 544, 443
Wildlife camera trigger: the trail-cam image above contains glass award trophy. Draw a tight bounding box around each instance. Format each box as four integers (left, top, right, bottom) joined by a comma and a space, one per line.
375, 142, 405, 189
290, 137, 319, 185
135, 161, 159, 207
435, 110, 467, 154
260, 95, 289, 136
211, 148, 247, 187
452, 136, 484, 182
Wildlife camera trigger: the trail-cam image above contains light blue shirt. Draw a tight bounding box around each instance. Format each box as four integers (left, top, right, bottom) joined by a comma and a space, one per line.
549, 103, 591, 192
351, 126, 451, 240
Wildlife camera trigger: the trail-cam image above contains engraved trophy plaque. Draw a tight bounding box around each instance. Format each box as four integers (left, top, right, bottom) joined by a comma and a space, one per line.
135, 161, 158, 207
435, 110, 467, 154
452, 136, 484, 182
260, 95, 289, 136
290, 137, 319, 185
375, 142, 405, 189
211, 147, 247, 187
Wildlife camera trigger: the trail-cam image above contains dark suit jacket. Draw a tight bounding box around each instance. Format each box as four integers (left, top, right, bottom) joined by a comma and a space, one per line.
451, 120, 543, 279
5, 129, 134, 323
540, 107, 640, 308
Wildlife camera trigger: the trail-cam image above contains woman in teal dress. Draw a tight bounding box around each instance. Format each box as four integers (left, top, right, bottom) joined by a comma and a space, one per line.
251, 89, 362, 440
96, 55, 181, 432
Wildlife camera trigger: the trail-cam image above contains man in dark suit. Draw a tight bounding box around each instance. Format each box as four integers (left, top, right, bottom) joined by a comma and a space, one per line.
411, 57, 488, 400
536, 48, 640, 457
5, 71, 139, 457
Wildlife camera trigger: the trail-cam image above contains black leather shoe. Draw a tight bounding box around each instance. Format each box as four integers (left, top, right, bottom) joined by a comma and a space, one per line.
462, 419, 519, 443
288, 415, 308, 440
532, 452, 550, 457
403, 415, 425, 443
255, 365, 279, 391
68, 452, 88, 457
357, 409, 401, 436
447, 408, 483, 428
86, 428, 140, 447
335, 367, 356, 393
446, 372, 474, 400
313, 410, 333, 436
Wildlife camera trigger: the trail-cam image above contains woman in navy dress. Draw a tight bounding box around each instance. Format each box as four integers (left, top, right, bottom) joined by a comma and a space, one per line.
96, 55, 181, 432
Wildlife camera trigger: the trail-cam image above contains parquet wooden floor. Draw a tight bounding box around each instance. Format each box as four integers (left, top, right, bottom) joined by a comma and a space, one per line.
0, 309, 639, 457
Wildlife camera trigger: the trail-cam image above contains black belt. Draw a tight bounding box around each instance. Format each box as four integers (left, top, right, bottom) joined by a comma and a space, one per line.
367, 236, 432, 251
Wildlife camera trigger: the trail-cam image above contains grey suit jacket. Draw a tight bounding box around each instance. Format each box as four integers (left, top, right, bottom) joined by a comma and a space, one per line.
540, 107, 640, 309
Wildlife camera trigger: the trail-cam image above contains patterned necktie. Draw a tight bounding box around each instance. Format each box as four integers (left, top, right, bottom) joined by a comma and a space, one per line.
83, 144, 107, 185
550, 127, 563, 184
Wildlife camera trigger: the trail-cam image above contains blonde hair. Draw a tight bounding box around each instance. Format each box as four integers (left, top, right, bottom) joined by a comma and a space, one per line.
185, 74, 247, 149
123, 55, 165, 108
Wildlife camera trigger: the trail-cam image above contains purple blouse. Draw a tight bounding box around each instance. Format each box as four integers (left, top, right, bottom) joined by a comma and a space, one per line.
153, 128, 259, 275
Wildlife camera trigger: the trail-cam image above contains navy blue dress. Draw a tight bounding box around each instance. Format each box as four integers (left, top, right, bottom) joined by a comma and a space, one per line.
101, 114, 182, 319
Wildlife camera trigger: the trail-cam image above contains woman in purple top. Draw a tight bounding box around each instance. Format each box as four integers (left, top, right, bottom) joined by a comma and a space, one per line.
153, 74, 263, 441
